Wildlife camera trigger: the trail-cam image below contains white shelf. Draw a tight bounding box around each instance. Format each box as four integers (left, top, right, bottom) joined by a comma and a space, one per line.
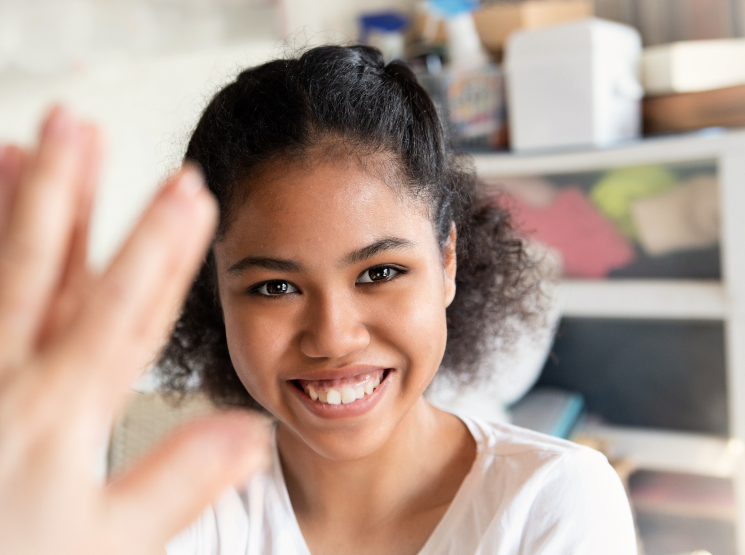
632, 499, 736, 522
470, 129, 745, 554
557, 280, 727, 320
576, 423, 743, 478
472, 129, 745, 176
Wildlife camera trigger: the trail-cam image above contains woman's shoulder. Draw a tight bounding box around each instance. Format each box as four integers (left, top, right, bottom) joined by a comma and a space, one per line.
445, 416, 637, 554
464, 415, 603, 461
460, 415, 620, 493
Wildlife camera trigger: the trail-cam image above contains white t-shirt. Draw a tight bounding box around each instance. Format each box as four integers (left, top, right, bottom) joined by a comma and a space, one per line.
166, 415, 637, 555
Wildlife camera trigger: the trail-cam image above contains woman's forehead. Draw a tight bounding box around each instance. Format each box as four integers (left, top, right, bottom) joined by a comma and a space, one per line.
216, 160, 436, 265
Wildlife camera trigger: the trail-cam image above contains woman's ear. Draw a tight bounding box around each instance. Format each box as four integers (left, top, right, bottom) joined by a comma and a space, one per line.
443, 224, 457, 307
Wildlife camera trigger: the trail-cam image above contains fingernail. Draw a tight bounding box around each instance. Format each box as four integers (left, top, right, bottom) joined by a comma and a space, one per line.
44, 107, 75, 141
176, 169, 205, 196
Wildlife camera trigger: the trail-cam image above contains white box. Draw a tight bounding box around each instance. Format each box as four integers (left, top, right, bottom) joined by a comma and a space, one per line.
642, 39, 745, 96
504, 18, 642, 152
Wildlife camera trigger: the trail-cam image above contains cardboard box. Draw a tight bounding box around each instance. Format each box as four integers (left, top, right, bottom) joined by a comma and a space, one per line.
412, 0, 592, 53
642, 83, 745, 134
474, 0, 593, 52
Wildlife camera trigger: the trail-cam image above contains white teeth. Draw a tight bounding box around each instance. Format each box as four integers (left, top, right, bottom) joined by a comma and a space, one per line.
341, 387, 356, 404
326, 389, 342, 405
305, 373, 387, 405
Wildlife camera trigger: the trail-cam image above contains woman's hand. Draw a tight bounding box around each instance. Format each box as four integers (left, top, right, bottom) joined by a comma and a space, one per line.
0, 107, 269, 555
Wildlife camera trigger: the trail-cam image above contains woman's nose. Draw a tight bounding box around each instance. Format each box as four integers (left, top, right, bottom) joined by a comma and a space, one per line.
299, 292, 370, 359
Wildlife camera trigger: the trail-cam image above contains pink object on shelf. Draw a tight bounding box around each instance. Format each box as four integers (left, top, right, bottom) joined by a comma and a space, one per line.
504, 186, 635, 278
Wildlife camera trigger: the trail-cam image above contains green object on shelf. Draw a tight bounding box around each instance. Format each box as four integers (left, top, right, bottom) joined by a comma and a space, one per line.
590, 165, 678, 238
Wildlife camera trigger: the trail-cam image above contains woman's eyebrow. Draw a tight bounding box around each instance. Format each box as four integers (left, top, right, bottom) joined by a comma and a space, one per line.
227, 238, 414, 275
227, 256, 303, 275
342, 237, 416, 267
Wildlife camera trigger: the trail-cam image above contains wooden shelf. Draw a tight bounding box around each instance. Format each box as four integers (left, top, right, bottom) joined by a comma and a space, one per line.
576, 423, 743, 478
557, 280, 727, 320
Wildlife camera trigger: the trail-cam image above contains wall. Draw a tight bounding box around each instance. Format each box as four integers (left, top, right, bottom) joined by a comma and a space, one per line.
0, 42, 278, 269
281, 0, 414, 44
0, 0, 414, 268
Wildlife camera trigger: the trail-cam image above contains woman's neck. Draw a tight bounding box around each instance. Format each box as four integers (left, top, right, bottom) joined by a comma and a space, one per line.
276, 399, 476, 552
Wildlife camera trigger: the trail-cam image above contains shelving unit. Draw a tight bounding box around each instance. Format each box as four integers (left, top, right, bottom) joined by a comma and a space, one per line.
579, 422, 742, 478
473, 128, 745, 554
558, 280, 727, 320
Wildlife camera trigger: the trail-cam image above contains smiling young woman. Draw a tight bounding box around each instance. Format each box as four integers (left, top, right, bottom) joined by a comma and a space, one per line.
215, 156, 459, 460
159, 45, 637, 555
208, 156, 476, 554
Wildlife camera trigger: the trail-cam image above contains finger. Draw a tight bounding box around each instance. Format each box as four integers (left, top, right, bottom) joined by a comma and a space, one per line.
65, 123, 102, 279
105, 411, 272, 548
46, 168, 217, 409
0, 107, 83, 366
38, 123, 104, 346
0, 145, 29, 238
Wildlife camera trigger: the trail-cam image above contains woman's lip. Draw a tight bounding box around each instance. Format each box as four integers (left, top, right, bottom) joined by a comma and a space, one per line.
286, 364, 389, 382
290, 369, 391, 419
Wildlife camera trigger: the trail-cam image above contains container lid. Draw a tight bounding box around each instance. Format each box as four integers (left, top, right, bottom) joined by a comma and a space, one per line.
359, 11, 409, 33
427, 0, 479, 17
505, 17, 641, 65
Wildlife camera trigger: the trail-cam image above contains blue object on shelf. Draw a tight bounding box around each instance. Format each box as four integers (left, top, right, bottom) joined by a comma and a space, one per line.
359, 11, 410, 60
510, 388, 586, 438
427, 0, 479, 17
359, 11, 409, 44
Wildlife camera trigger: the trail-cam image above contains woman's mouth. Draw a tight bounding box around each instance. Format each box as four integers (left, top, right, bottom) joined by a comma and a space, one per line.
296, 369, 388, 405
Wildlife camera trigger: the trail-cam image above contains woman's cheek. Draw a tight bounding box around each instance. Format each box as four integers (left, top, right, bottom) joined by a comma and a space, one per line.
383, 279, 448, 389
223, 302, 292, 404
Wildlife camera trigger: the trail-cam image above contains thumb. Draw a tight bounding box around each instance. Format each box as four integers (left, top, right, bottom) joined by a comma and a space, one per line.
105, 410, 272, 548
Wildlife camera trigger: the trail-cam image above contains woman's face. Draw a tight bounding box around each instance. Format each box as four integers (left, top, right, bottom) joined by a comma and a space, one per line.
213, 159, 456, 461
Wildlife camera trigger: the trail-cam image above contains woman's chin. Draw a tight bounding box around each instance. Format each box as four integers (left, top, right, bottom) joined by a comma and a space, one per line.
294, 424, 397, 462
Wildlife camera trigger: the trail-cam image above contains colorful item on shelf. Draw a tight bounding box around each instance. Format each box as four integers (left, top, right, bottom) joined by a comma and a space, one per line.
631, 174, 720, 256
504, 186, 635, 278
418, 65, 507, 148
590, 165, 678, 238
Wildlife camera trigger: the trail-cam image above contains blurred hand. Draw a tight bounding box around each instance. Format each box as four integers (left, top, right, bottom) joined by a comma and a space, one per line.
0, 107, 269, 555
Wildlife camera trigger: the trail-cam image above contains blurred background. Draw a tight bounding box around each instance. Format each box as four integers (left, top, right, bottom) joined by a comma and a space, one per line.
3, 1, 745, 554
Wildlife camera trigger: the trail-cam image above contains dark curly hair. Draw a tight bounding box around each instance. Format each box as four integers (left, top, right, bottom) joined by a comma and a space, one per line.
158, 45, 540, 409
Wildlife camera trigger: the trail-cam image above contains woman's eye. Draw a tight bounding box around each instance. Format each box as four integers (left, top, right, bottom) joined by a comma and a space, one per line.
357, 266, 402, 284
252, 280, 298, 296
